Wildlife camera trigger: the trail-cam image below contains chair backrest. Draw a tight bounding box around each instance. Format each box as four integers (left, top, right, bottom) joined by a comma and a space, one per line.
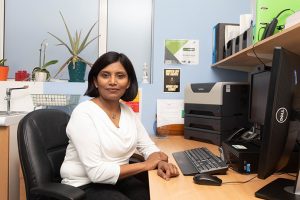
17, 109, 70, 199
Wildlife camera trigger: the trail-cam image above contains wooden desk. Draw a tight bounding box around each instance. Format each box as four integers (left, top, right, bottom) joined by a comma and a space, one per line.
149, 136, 295, 200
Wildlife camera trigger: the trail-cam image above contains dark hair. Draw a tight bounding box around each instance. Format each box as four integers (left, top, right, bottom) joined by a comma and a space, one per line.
85, 51, 138, 101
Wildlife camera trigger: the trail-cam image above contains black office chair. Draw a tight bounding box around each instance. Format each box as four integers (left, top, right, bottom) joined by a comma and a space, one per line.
17, 109, 85, 200
18, 109, 146, 200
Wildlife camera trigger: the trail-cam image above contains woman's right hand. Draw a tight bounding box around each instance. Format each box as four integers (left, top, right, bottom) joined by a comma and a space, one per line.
144, 153, 164, 170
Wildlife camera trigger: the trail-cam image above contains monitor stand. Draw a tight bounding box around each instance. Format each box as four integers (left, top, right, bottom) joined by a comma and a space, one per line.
255, 178, 300, 200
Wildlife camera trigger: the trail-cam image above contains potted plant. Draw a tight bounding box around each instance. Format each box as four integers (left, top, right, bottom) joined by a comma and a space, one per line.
32, 60, 58, 81
0, 58, 9, 81
32, 40, 58, 81
48, 12, 99, 82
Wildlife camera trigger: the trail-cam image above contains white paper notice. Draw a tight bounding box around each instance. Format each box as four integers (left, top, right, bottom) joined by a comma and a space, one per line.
157, 99, 184, 127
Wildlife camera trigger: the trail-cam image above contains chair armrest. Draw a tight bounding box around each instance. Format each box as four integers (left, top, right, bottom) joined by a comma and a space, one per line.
31, 182, 85, 200
129, 153, 145, 163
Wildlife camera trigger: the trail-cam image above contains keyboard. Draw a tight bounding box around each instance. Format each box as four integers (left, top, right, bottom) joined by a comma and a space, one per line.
172, 147, 228, 176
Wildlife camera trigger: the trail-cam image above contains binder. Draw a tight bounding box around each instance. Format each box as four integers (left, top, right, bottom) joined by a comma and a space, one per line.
212, 23, 239, 64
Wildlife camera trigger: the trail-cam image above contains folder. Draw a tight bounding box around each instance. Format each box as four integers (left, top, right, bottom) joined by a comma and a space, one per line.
212, 23, 239, 64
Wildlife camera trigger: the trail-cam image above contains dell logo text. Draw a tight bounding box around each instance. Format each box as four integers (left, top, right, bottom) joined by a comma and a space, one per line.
275, 107, 288, 123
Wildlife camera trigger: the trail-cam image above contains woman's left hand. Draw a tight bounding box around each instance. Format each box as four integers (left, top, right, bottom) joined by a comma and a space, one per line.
157, 161, 179, 181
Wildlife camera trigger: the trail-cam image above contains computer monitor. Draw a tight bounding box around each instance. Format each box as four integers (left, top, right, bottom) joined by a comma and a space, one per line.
255, 47, 300, 199
248, 70, 271, 135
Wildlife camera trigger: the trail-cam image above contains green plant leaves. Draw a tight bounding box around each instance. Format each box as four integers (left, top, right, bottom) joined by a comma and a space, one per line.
48, 11, 99, 59
78, 21, 98, 54
32, 59, 58, 80
41, 60, 58, 69
48, 32, 75, 56
48, 11, 100, 78
0, 58, 7, 66
53, 57, 72, 78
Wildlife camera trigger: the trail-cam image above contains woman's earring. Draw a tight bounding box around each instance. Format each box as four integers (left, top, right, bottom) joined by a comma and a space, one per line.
95, 85, 98, 88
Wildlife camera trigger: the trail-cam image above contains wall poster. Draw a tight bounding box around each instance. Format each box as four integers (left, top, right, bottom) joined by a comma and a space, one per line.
164, 68, 180, 92
164, 39, 199, 65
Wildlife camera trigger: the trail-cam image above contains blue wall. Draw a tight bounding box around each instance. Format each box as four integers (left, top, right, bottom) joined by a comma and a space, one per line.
141, 0, 251, 133
5, 0, 251, 134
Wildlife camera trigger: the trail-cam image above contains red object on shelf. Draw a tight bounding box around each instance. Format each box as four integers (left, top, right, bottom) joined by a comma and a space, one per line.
124, 101, 139, 112
15, 70, 30, 81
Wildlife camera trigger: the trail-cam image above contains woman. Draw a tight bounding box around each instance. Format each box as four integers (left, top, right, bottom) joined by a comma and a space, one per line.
60, 51, 179, 200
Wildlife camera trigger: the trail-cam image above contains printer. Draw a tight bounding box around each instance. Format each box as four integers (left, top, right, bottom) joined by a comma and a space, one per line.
184, 82, 250, 145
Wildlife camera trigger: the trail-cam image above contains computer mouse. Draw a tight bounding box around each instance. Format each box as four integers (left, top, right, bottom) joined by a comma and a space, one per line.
193, 174, 222, 186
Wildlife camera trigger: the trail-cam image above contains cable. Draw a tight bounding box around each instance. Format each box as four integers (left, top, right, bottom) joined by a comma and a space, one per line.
252, 8, 295, 69
222, 175, 258, 185
275, 171, 297, 178
259, 9, 296, 41
287, 173, 297, 178
275, 9, 291, 19
258, 26, 267, 41
252, 8, 295, 68
221, 169, 296, 185
274, 9, 295, 31
226, 127, 245, 142
251, 43, 267, 67
277, 25, 285, 31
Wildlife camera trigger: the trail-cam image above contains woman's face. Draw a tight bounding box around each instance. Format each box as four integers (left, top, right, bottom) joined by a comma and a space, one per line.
94, 61, 130, 101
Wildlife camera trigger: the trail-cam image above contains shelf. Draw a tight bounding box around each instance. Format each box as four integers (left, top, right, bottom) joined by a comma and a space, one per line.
212, 22, 300, 72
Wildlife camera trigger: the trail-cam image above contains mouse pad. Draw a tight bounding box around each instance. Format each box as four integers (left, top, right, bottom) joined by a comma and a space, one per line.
172, 151, 198, 176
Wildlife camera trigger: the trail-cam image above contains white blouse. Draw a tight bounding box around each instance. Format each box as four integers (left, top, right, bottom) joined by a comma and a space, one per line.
60, 100, 160, 187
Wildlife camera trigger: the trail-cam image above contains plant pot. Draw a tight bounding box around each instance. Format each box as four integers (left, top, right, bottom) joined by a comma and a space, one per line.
34, 71, 48, 82
68, 61, 86, 82
0, 66, 9, 81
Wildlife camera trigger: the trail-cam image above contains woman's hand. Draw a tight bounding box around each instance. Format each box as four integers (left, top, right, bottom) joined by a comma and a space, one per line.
157, 151, 168, 162
144, 153, 163, 170
144, 152, 169, 170
157, 161, 179, 181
